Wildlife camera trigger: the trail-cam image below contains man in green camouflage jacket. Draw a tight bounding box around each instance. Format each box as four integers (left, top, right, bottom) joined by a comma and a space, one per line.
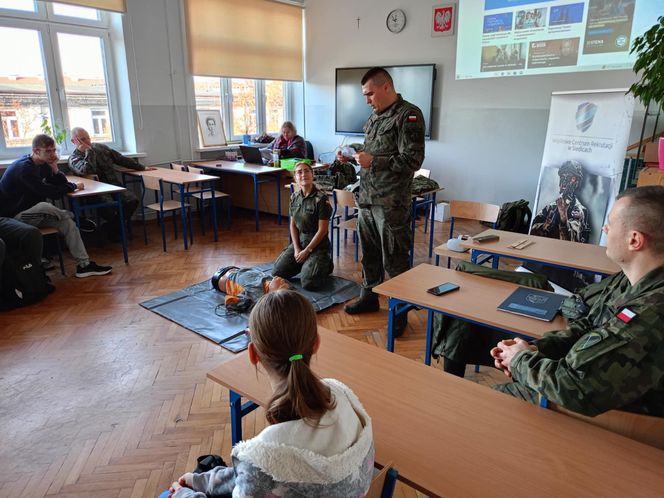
492, 186, 664, 417
67, 127, 151, 240
342, 67, 425, 337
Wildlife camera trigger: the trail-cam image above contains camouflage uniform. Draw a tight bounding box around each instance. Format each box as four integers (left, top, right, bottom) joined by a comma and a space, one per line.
530, 196, 590, 243
67, 143, 145, 224
495, 266, 664, 417
273, 187, 333, 290
356, 95, 425, 290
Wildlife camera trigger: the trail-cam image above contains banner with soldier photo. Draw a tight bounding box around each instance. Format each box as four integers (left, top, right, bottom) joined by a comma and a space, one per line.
531, 89, 634, 246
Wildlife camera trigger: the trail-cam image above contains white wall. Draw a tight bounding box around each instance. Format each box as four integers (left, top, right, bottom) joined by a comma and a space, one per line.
303, 0, 649, 206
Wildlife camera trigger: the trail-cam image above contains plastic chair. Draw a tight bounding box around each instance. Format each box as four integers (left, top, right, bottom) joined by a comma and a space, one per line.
434, 200, 500, 268
318, 151, 336, 164
141, 174, 192, 252
304, 140, 315, 160
185, 165, 232, 232
331, 189, 359, 261
413, 168, 432, 232
39, 227, 65, 275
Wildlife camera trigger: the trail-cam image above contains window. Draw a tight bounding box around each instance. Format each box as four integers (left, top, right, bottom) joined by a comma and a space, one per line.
193, 76, 289, 144
0, 1, 123, 157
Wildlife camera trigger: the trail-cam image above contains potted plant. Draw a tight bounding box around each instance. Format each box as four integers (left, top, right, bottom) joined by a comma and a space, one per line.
40, 117, 68, 147
629, 16, 664, 170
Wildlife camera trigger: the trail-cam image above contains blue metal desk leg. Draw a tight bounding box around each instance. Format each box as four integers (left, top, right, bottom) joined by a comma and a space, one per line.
229, 390, 243, 445
409, 200, 416, 267
425, 310, 434, 366
428, 193, 437, 258
253, 174, 260, 231
386, 298, 396, 353
382, 468, 399, 498
276, 169, 282, 225
210, 183, 218, 242
114, 193, 128, 264
179, 185, 189, 250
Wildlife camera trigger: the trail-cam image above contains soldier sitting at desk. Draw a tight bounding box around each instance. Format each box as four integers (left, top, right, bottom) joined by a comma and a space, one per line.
492, 186, 664, 417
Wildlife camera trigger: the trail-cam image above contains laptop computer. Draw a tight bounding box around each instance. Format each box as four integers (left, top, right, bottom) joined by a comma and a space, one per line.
497, 287, 566, 322
239, 145, 269, 165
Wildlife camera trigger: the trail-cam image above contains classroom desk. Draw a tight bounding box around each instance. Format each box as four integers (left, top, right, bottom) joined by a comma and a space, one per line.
190, 160, 283, 231
66, 175, 128, 264
207, 327, 664, 498
373, 264, 565, 365
126, 168, 219, 250
455, 228, 620, 276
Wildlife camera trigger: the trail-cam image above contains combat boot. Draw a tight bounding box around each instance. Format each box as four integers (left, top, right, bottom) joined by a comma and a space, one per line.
344, 289, 379, 314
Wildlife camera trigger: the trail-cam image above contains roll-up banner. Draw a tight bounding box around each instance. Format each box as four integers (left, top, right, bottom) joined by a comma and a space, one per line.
531, 89, 634, 246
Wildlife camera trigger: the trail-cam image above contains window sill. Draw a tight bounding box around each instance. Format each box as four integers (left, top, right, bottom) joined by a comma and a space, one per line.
0, 152, 146, 170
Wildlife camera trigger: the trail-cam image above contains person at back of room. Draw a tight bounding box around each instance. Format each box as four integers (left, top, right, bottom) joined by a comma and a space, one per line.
169, 290, 374, 497
0, 134, 112, 278
272, 121, 307, 159
272, 161, 334, 290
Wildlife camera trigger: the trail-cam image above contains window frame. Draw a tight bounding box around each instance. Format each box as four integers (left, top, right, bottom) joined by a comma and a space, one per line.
0, 1, 121, 158
195, 76, 290, 145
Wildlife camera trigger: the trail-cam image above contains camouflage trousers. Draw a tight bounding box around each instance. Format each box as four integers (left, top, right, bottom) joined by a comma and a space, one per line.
358, 204, 411, 290
272, 239, 333, 291
494, 382, 540, 406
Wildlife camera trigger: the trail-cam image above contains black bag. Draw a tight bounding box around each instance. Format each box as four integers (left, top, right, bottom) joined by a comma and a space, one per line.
1, 253, 50, 309
493, 199, 532, 234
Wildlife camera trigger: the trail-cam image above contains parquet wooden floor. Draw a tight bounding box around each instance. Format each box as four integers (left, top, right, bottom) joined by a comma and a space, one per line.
0, 211, 505, 498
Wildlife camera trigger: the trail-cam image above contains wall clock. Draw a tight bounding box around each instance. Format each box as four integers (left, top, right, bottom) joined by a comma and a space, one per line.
386, 9, 406, 33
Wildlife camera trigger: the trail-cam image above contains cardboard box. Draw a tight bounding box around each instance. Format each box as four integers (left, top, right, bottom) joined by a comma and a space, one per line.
643, 141, 659, 164
434, 202, 450, 222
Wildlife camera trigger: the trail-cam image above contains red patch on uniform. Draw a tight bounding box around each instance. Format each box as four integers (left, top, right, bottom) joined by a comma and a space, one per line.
407, 115, 417, 121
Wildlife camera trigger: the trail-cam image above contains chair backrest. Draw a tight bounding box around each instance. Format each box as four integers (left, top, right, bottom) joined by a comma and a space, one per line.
449, 200, 500, 224
415, 168, 431, 178
187, 166, 203, 175
305, 140, 314, 160
333, 189, 357, 210
550, 404, 664, 450
318, 151, 336, 164
365, 463, 394, 498
171, 163, 188, 172
141, 174, 162, 192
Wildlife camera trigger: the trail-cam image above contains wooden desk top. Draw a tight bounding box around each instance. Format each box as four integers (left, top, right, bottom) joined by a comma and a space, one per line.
208, 327, 664, 498
454, 229, 620, 275
191, 160, 282, 176
65, 175, 125, 198
124, 168, 218, 184
373, 264, 565, 339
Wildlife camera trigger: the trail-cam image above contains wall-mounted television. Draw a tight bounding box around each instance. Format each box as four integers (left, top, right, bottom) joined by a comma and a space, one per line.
335, 64, 436, 139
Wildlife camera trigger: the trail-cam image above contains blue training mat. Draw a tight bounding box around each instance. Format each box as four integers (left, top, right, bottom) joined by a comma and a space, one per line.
140, 264, 361, 353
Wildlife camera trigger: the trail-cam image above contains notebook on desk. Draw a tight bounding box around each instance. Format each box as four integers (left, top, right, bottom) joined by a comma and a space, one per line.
240, 145, 269, 165
497, 287, 566, 322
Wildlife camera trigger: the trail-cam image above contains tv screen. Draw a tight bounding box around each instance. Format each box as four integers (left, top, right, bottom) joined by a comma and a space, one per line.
335, 64, 436, 138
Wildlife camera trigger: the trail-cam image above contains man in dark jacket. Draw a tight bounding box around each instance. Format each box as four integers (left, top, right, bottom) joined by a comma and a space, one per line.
0, 134, 111, 278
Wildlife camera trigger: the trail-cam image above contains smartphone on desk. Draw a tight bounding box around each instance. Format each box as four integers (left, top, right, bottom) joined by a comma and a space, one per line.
427, 282, 460, 296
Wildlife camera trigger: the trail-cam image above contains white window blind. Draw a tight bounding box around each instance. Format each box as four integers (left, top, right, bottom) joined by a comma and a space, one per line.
41, 0, 126, 13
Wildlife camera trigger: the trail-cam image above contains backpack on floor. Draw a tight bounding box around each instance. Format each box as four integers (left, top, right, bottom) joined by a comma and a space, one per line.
1, 253, 50, 310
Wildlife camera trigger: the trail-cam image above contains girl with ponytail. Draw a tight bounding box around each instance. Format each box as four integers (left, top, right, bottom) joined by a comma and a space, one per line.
169, 290, 374, 498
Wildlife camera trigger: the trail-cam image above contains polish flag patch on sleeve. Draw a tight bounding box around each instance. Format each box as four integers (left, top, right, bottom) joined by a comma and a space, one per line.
616, 308, 636, 323
407, 115, 418, 121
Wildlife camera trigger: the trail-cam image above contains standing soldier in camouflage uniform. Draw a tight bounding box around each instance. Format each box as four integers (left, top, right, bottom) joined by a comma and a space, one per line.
492, 186, 664, 417
272, 162, 333, 290
342, 67, 425, 337
68, 127, 154, 240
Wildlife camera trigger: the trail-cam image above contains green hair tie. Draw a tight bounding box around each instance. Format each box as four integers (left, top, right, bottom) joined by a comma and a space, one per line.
289, 354, 303, 363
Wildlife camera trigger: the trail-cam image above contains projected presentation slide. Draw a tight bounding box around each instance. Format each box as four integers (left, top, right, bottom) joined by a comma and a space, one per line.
456, 0, 662, 79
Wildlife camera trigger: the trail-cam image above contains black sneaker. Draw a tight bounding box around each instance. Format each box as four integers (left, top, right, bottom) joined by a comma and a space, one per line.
78, 218, 97, 233
75, 261, 112, 278
41, 257, 55, 272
